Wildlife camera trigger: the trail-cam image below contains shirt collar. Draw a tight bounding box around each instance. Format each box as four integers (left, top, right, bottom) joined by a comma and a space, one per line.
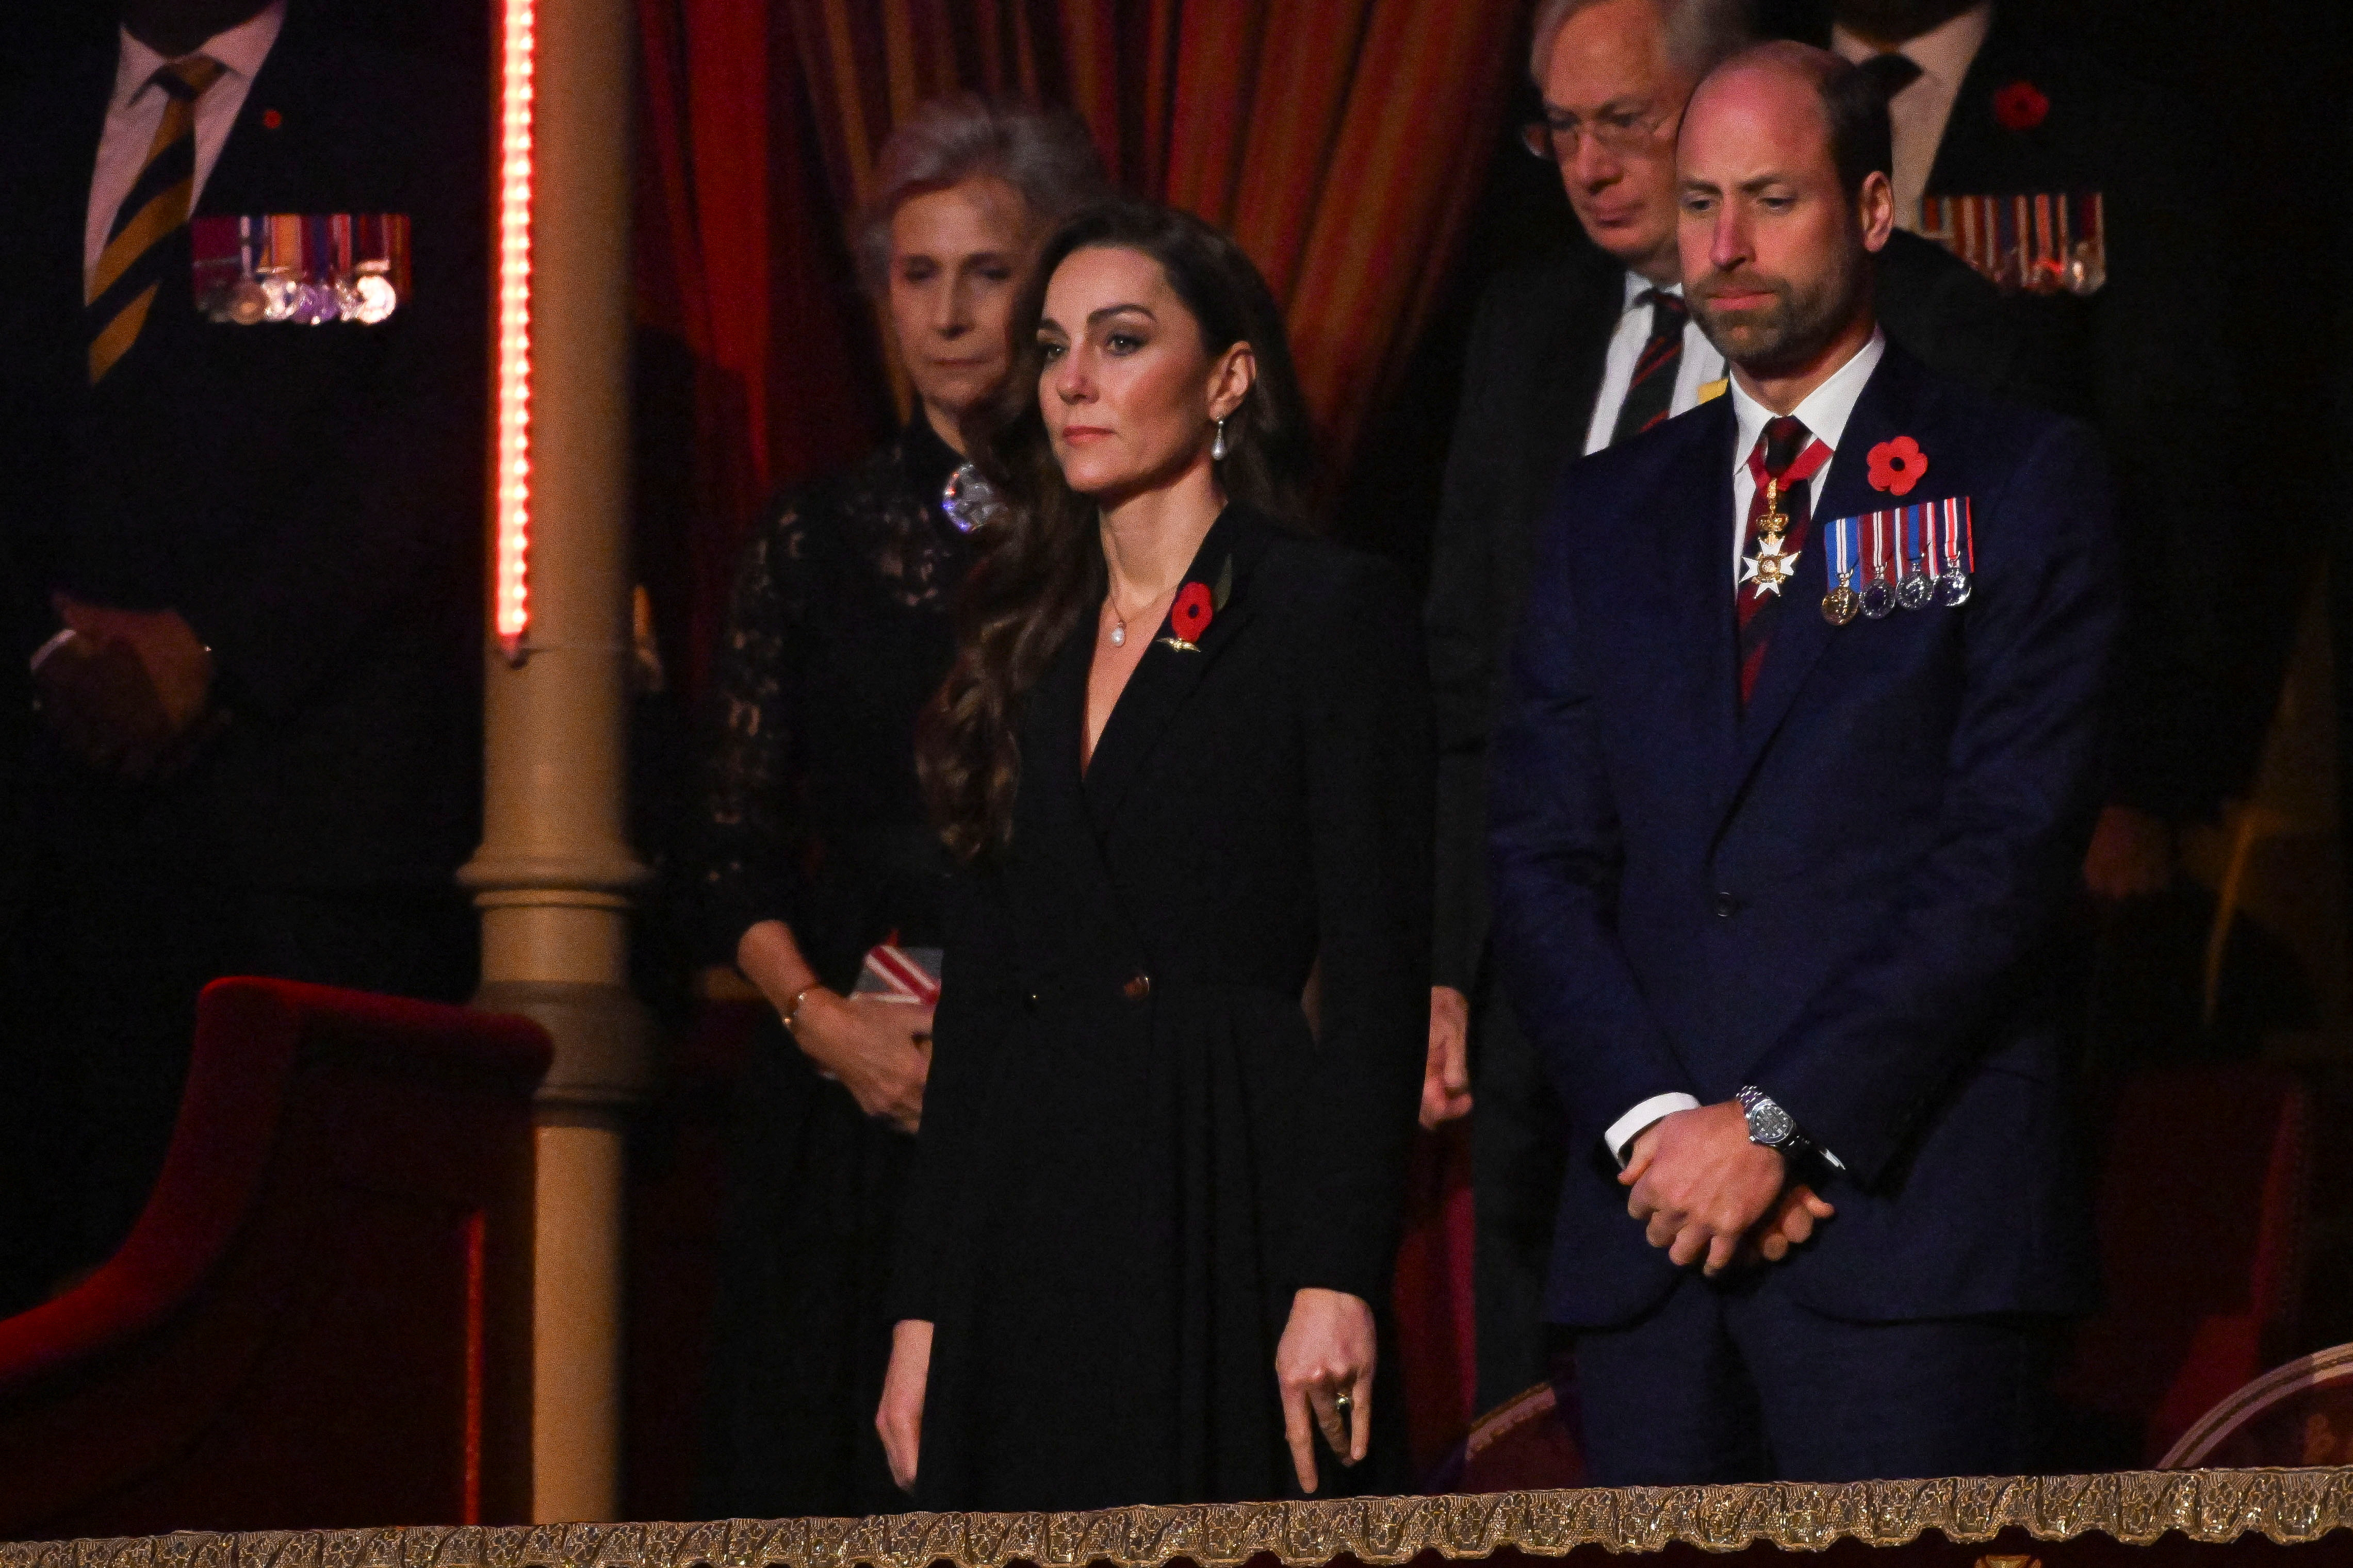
112, 2, 286, 110
1620, 271, 1686, 313
1829, 1, 1992, 89
1728, 327, 1887, 468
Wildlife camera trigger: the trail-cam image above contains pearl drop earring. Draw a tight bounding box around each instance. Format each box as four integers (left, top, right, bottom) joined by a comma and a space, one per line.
1211, 418, 1229, 461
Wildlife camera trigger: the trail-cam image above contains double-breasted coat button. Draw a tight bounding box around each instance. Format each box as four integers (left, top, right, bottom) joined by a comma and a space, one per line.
1122, 972, 1152, 1001
1025, 992, 1039, 1011
1711, 892, 1738, 919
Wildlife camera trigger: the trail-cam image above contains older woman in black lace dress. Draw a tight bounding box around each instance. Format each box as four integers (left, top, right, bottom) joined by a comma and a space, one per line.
695, 96, 1102, 1519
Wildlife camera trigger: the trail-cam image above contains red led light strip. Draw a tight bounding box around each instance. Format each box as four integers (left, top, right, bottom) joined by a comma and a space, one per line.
494, 0, 534, 659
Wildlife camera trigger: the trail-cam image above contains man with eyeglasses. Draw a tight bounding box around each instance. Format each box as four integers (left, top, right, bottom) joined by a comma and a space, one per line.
1422, 0, 2037, 1413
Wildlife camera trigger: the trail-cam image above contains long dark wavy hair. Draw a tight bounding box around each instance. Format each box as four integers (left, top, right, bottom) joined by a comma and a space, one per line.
918, 197, 1315, 863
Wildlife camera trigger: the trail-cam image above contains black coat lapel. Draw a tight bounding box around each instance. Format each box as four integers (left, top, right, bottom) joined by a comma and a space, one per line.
1727, 344, 1930, 796
1083, 505, 1268, 832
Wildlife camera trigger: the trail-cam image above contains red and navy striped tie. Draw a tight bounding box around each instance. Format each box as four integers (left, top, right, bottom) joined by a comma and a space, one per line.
1609, 288, 1688, 445
1736, 416, 1832, 707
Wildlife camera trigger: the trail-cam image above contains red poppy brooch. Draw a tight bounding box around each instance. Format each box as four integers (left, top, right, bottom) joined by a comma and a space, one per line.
1992, 79, 2049, 131
1158, 556, 1235, 652
1867, 435, 1929, 497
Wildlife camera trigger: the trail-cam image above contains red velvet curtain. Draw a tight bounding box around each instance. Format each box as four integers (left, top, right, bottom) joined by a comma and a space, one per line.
637, 0, 1525, 698
633, 0, 1512, 1461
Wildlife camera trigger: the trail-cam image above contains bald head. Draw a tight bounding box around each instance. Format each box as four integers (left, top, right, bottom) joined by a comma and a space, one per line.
1691, 41, 1893, 202
1675, 42, 1893, 398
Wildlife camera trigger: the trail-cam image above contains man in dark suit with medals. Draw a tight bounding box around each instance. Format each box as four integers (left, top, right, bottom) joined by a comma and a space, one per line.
1488, 42, 2114, 1481
1819, 0, 2236, 919
1422, 0, 2042, 1410
0, 0, 482, 1309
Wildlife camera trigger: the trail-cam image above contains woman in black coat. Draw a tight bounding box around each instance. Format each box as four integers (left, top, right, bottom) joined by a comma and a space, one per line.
879, 199, 1434, 1512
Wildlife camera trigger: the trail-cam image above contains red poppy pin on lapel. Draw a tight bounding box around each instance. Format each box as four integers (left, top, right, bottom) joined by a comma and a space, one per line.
262, 108, 283, 130
1157, 556, 1234, 653
1867, 435, 1928, 497
1992, 79, 2049, 131
1161, 582, 1214, 652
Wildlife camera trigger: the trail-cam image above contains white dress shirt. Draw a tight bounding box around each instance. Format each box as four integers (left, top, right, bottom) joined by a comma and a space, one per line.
1581, 273, 1729, 457
1600, 328, 1887, 1167
1831, 2, 1993, 232
84, 3, 286, 293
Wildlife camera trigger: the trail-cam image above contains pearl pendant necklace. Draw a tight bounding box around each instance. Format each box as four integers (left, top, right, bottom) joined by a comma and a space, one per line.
1105, 573, 1170, 650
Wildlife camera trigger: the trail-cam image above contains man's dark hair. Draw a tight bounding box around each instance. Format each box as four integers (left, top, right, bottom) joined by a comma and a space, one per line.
1817, 54, 1894, 203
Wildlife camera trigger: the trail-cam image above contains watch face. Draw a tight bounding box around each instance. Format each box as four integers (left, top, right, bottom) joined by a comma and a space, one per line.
1749, 1100, 1794, 1147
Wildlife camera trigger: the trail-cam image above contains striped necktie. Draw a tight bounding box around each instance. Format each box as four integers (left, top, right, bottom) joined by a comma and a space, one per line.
1609, 288, 1688, 445
88, 54, 224, 384
1735, 416, 1833, 707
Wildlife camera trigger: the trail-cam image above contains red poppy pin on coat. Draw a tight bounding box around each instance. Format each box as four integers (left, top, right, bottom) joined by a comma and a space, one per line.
1157, 555, 1234, 652
1992, 79, 2049, 131
1867, 435, 1928, 497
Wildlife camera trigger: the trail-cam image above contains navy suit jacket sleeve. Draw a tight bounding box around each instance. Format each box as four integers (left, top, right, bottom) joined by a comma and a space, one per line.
1488, 492, 1702, 1130
1747, 419, 2117, 1184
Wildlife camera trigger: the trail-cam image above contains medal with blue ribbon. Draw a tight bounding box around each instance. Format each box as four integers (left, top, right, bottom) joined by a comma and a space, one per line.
1820, 513, 1860, 625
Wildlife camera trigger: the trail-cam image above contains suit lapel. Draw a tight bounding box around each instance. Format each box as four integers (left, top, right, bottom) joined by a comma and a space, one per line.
1537, 249, 1624, 482
1726, 346, 1930, 798
1649, 400, 1742, 814
1924, 11, 2035, 196
20, 52, 113, 347
1082, 506, 1267, 832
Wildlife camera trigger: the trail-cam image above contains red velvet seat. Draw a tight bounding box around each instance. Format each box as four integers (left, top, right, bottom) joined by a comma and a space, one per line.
2057, 1063, 2312, 1469
0, 978, 549, 1540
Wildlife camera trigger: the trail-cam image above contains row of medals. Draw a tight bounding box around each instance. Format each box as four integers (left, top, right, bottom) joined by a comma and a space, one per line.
222, 266, 400, 326
1749, 477, 1971, 628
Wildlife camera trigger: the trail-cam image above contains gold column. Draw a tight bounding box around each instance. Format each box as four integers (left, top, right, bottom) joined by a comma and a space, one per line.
460, 0, 649, 1525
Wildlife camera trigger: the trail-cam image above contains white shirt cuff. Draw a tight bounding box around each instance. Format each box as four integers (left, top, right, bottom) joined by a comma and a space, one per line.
1605, 1092, 1702, 1167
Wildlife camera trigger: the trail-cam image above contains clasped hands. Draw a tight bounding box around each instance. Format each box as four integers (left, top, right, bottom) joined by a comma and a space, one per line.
1622, 1100, 1834, 1276
33, 594, 217, 780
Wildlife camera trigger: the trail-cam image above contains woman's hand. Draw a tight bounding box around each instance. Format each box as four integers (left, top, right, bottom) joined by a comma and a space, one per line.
1420, 985, 1474, 1128
876, 1318, 934, 1492
1273, 1286, 1376, 1494
792, 990, 934, 1134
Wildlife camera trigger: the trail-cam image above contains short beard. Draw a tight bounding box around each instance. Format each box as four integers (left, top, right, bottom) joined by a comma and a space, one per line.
1690, 240, 1868, 380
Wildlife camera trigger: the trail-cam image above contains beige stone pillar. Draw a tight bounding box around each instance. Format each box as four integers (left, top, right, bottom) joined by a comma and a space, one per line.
460, 0, 649, 1526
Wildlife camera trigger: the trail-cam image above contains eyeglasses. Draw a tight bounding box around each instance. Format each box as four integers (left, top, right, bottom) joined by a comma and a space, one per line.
1519, 105, 1677, 163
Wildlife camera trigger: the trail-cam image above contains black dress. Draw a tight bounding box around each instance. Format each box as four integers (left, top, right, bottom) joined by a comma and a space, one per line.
894, 504, 1434, 1512
695, 415, 970, 1519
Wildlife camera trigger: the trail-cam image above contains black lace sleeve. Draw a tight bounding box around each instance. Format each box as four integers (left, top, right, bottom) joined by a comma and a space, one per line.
695, 494, 819, 964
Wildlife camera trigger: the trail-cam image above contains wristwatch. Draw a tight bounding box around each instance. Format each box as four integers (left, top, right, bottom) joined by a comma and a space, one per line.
1737, 1085, 1812, 1161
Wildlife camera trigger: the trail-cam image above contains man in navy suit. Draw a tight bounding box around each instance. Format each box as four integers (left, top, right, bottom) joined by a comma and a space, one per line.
0, 0, 482, 1309
1488, 40, 2114, 1483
